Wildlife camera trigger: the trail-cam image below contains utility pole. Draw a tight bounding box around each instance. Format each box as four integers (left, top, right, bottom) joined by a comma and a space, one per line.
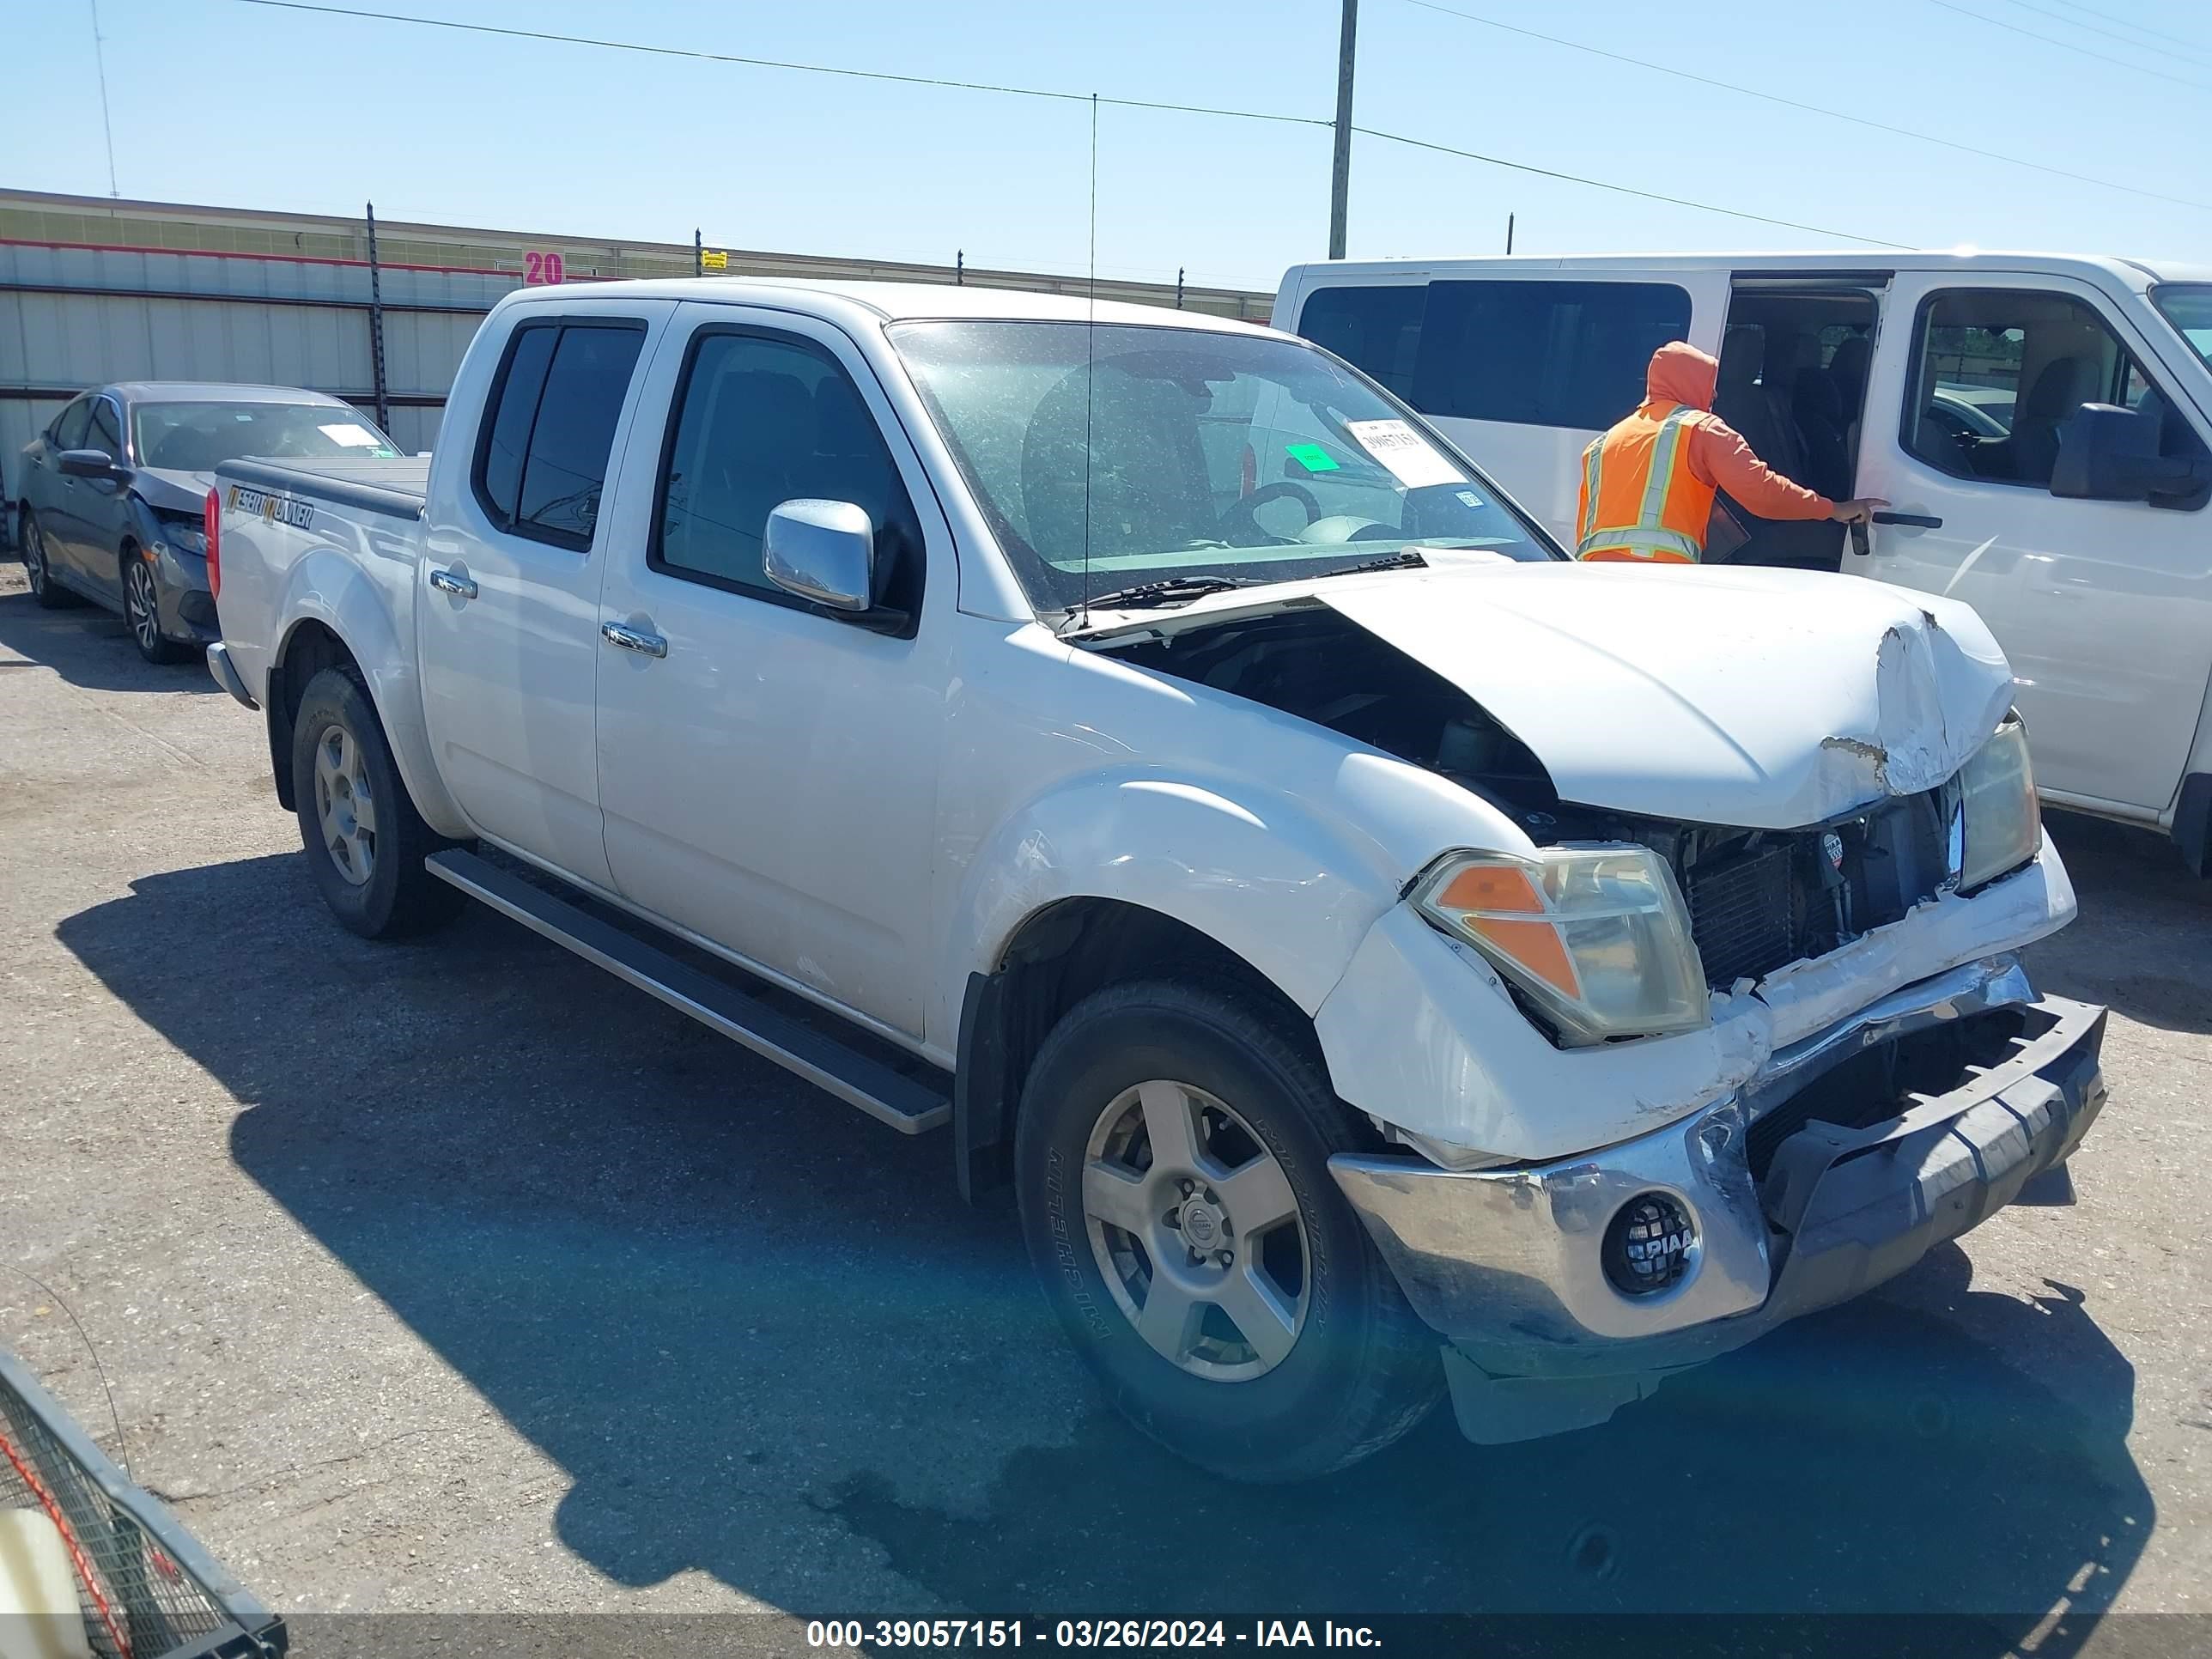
1328, 0, 1358, 259
1506, 213, 1515, 255
364, 203, 390, 437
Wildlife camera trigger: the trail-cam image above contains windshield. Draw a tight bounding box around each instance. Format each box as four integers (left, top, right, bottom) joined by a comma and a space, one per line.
131, 402, 402, 471
2154, 285, 2212, 374
888, 320, 1556, 613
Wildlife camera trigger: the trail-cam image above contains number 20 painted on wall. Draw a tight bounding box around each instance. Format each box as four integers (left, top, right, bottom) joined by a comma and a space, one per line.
523, 251, 566, 285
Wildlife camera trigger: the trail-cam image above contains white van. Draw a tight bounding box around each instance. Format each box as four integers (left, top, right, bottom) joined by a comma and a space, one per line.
1274, 253, 2212, 860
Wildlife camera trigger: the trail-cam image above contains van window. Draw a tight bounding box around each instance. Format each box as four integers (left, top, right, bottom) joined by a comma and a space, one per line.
1905, 289, 2206, 491
1413, 281, 1692, 429
1297, 286, 1426, 400
472, 319, 646, 550
1296, 280, 1690, 431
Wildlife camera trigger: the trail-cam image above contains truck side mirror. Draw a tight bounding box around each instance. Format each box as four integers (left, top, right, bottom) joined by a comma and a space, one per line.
57, 448, 125, 483
764, 499, 876, 613
2051, 403, 2212, 507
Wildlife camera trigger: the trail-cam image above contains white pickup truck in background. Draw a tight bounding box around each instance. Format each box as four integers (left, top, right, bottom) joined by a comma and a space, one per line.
202, 277, 2108, 1480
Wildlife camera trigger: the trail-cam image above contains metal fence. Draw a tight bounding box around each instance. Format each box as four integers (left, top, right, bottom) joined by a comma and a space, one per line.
0, 191, 1271, 527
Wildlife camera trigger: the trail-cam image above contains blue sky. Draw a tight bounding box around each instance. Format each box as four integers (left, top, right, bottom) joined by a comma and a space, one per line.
9, 0, 2211, 290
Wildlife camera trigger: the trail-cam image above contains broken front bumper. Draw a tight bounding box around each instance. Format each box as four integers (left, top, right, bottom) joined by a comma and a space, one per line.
1329, 956, 2107, 1434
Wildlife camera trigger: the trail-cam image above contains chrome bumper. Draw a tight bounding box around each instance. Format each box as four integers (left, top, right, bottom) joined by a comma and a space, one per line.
1330, 956, 2107, 1385
205, 641, 257, 708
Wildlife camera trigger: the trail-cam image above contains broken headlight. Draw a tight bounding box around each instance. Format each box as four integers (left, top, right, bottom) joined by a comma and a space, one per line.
1412, 846, 1707, 1046
1957, 716, 2039, 891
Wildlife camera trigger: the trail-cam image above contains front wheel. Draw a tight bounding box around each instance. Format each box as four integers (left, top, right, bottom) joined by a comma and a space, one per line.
290, 666, 465, 939
124, 552, 187, 664
1016, 981, 1443, 1481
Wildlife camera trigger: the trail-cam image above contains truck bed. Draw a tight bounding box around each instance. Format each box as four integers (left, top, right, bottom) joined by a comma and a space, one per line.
221, 454, 429, 521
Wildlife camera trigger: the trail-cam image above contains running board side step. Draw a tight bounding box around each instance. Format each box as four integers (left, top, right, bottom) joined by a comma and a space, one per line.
426, 848, 951, 1134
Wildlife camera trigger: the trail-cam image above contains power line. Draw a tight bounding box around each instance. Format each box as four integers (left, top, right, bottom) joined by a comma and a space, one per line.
224, 0, 1329, 129
1923, 0, 2212, 92
1353, 127, 1912, 247
1992, 0, 2212, 63
1394, 0, 2212, 214
2021, 0, 2212, 55
220, 0, 1906, 253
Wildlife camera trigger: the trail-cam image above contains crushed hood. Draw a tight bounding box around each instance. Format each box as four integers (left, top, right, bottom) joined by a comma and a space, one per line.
131, 465, 217, 514
1317, 562, 2015, 828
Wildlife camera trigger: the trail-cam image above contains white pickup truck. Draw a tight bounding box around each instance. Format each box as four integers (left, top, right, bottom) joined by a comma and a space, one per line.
203, 277, 2108, 1481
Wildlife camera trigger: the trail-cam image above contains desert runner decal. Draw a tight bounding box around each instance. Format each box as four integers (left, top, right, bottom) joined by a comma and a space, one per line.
227, 484, 316, 531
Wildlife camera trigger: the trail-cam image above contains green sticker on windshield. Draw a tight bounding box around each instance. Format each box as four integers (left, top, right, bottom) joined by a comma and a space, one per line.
1285, 442, 1340, 473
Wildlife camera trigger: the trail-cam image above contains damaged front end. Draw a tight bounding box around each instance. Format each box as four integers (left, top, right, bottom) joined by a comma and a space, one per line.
1086, 567, 2103, 1443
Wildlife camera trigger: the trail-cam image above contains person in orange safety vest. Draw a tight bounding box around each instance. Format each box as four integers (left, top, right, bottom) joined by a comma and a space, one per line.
1576, 341, 1884, 562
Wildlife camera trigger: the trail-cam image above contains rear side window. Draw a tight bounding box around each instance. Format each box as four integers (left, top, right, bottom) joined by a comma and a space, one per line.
1297, 286, 1426, 400
653, 328, 922, 623
472, 319, 646, 550
1297, 279, 1691, 430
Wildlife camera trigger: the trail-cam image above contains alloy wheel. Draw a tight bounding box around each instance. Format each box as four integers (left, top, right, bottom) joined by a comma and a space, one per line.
21, 519, 46, 597
313, 725, 379, 886
1081, 1078, 1311, 1381
126, 558, 161, 654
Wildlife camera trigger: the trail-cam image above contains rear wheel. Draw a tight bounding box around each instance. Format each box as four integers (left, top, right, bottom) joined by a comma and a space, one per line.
124, 551, 186, 664
290, 666, 464, 939
19, 513, 77, 609
1015, 980, 1443, 1482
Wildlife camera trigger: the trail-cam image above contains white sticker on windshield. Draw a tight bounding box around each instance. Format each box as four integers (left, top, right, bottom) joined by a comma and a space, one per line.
1343, 419, 1466, 489
319, 422, 383, 448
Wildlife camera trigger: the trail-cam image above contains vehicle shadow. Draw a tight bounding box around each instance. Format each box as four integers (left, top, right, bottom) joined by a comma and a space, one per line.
0, 586, 219, 695
55, 854, 2153, 1641
2033, 809, 2212, 1036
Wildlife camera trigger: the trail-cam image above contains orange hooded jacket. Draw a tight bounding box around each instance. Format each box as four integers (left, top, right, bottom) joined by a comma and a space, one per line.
1575, 342, 1834, 562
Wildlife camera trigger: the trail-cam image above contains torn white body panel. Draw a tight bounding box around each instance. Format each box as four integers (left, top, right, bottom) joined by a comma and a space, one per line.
1316, 832, 2075, 1163
1316, 561, 2014, 828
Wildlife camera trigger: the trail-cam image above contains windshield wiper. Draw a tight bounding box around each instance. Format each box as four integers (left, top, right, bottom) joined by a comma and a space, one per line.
1077, 574, 1260, 611
1311, 550, 1428, 579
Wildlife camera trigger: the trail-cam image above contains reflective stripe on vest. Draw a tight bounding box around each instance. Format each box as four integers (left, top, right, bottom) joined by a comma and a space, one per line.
1576, 404, 1703, 562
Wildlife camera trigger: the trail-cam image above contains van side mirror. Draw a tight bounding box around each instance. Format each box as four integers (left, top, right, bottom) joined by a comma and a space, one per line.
763, 499, 876, 612
58, 448, 125, 483
2051, 403, 2212, 507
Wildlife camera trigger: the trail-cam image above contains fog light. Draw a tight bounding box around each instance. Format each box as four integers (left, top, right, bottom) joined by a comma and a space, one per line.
1602, 1193, 1694, 1296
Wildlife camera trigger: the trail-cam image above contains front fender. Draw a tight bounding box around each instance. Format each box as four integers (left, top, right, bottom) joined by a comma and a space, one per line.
273, 547, 469, 837
940, 767, 1406, 1040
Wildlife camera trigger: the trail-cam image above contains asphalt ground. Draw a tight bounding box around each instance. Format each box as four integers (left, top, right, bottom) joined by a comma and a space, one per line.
1, 561, 2205, 1652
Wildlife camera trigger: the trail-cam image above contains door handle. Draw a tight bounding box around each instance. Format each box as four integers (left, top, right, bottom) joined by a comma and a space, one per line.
1870, 511, 1943, 528
601, 620, 668, 659
428, 567, 478, 600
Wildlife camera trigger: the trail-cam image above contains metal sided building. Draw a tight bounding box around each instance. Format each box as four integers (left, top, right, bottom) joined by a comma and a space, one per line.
0, 187, 1268, 528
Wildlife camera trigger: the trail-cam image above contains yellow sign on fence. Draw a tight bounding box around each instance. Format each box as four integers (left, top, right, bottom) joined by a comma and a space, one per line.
700, 248, 729, 270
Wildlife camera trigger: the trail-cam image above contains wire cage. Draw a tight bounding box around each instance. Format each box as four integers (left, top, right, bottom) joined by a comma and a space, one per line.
0, 1346, 285, 1659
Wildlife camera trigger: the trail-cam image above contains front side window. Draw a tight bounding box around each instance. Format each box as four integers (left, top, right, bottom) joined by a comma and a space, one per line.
890, 319, 1555, 616
472, 319, 646, 549
86, 398, 124, 460
1899, 289, 2206, 489
2153, 283, 2212, 374
653, 329, 921, 615
131, 402, 400, 471
52, 398, 91, 451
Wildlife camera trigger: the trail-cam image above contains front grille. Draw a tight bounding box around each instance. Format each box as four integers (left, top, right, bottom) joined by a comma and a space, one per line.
1685, 842, 1797, 989
1674, 787, 1955, 992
